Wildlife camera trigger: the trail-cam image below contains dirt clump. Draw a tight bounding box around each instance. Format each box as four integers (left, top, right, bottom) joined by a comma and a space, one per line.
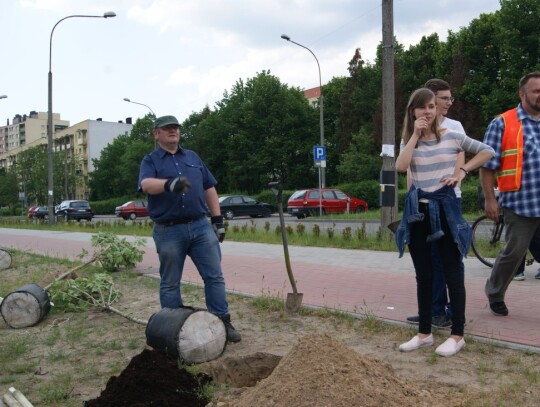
209, 334, 465, 407
84, 349, 211, 407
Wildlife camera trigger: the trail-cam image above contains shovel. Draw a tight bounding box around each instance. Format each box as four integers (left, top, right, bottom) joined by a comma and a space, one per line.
268, 181, 303, 313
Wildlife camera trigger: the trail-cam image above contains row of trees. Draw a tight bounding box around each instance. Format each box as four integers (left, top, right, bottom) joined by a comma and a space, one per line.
1, 0, 538, 207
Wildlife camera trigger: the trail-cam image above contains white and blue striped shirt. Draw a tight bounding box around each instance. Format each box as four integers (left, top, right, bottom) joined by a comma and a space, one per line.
401, 131, 494, 193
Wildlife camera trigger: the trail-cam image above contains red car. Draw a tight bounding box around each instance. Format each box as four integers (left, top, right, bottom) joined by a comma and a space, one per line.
115, 201, 149, 220
287, 188, 368, 219
27, 206, 39, 218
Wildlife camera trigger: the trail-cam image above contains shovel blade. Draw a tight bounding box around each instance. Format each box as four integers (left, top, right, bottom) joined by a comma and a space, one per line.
285, 293, 303, 313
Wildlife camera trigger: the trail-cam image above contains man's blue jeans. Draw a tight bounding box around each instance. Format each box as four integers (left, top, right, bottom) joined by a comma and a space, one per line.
152, 218, 228, 316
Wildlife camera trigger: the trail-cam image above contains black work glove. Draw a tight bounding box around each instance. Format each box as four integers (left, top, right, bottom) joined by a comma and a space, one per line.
164, 177, 191, 194
211, 216, 226, 243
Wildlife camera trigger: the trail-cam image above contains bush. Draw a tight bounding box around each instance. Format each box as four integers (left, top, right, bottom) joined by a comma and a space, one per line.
255, 190, 295, 213
336, 180, 381, 210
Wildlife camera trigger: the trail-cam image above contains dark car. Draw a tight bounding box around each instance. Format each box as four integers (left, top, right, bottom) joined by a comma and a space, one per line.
55, 200, 94, 221
32, 206, 50, 220
287, 188, 368, 219
219, 195, 274, 220
115, 200, 149, 220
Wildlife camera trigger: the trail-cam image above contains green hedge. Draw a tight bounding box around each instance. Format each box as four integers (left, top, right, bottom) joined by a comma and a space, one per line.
254, 190, 295, 212
91, 196, 136, 215
334, 181, 380, 211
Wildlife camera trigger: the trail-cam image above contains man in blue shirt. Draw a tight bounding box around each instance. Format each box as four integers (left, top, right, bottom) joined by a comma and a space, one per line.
481, 72, 540, 316
138, 115, 241, 342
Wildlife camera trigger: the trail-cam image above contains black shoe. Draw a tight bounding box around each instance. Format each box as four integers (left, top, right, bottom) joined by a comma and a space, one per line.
220, 314, 242, 343
432, 314, 452, 327
406, 315, 419, 324
489, 301, 509, 316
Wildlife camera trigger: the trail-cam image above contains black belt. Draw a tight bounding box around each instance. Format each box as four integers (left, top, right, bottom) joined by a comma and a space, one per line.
155, 216, 204, 226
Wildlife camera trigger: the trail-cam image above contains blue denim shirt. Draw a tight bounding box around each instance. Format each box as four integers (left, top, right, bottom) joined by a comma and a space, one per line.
395, 185, 471, 258
138, 146, 217, 223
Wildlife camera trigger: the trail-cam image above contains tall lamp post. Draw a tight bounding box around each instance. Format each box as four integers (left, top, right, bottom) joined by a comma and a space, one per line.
47, 11, 116, 225
123, 98, 156, 116
281, 34, 326, 189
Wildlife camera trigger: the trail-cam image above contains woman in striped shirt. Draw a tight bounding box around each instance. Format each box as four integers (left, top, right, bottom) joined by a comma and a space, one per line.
395, 88, 494, 357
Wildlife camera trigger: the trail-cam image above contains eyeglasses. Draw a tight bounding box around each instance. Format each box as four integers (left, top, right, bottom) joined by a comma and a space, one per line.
437, 96, 455, 103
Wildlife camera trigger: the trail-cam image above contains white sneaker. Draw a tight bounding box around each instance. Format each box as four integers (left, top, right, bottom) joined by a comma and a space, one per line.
399, 334, 434, 352
435, 337, 465, 357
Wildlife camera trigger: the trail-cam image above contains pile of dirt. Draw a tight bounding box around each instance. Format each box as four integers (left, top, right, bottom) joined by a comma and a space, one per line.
84, 349, 210, 407
84, 335, 466, 407
212, 334, 465, 407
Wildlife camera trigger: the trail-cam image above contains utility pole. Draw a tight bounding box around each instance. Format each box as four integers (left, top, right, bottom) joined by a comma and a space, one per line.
380, 0, 398, 236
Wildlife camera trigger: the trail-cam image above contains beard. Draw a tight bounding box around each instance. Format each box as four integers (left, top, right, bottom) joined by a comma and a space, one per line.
524, 93, 540, 114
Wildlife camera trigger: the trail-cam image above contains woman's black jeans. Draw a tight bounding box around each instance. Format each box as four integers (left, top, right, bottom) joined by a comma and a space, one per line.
408, 202, 466, 336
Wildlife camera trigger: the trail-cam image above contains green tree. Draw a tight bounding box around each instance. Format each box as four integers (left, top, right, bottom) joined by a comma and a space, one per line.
14, 146, 48, 205
89, 115, 154, 200
336, 126, 381, 183
0, 169, 19, 208
182, 71, 318, 193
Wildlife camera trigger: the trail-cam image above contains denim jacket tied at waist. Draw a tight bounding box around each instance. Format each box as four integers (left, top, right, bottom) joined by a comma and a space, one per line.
395, 185, 471, 258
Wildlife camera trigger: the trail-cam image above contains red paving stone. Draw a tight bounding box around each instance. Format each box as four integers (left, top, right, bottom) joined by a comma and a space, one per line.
1, 228, 539, 350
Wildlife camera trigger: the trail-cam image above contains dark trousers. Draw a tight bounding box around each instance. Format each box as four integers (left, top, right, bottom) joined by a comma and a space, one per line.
408, 203, 466, 336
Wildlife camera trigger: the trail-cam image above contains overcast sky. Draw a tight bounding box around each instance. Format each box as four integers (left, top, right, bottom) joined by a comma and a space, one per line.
1, 0, 502, 127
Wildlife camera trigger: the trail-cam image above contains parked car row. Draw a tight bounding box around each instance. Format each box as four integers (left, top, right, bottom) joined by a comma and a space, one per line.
25, 188, 368, 222
28, 200, 94, 221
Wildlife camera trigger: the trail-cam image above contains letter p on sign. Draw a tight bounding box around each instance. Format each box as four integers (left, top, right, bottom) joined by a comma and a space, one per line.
314, 146, 326, 160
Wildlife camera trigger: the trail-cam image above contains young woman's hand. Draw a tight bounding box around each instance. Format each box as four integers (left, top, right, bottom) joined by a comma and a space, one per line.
413, 117, 429, 137
440, 171, 466, 187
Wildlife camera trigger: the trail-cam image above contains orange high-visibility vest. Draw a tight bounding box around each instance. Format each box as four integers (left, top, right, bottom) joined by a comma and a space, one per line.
496, 108, 523, 192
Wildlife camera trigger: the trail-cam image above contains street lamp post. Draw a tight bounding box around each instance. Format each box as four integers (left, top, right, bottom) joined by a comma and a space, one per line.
47, 12, 116, 225
123, 98, 156, 116
280, 34, 326, 189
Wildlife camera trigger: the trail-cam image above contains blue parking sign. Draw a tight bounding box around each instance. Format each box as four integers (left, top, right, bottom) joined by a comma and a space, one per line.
314, 146, 326, 160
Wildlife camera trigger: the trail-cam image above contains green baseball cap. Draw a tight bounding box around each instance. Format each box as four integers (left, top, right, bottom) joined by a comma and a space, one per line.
154, 115, 180, 129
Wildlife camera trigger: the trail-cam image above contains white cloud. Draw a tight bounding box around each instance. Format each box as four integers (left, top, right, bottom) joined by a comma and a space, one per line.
5, 0, 502, 124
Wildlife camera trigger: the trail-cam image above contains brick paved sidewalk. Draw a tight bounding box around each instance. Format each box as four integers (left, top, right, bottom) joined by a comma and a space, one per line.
1, 228, 538, 350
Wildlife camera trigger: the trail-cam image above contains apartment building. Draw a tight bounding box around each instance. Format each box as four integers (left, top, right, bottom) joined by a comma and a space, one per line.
0, 112, 133, 200
0, 111, 69, 158
54, 118, 133, 199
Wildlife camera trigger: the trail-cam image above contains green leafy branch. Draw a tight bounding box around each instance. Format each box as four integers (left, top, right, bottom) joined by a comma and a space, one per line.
90, 232, 146, 272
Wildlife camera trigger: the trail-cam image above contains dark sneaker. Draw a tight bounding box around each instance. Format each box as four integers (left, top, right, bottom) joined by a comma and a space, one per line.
219, 314, 242, 343
489, 301, 509, 316
535, 269, 540, 279
513, 272, 525, 281
406, 315, 419, 324
432, 314, 452, 327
